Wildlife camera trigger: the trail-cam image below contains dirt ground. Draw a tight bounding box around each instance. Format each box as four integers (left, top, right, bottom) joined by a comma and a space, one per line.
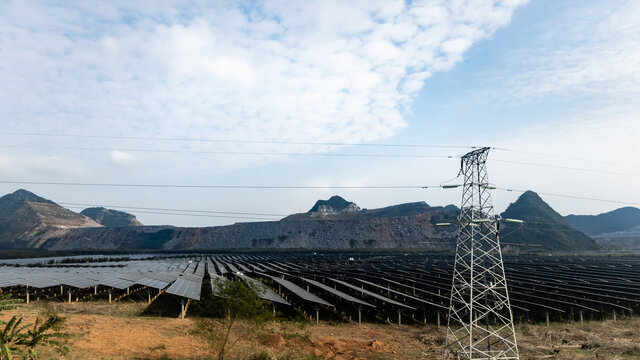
3, 302, 640, 359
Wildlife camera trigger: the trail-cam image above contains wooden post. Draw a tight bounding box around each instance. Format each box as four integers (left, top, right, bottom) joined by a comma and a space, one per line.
26, 286, 29, 304
397, 309, 401, 326
316, 308, 319, 324
613, 310, 617, 322
358, 307, 362, 326
437, 311, 441, 328
68, 291, 72, 304
579, 311, 584, 324
181, 300, 185, 319
546, 311, 549, 327
94, 286, 97, 295
108, 290, 112, 304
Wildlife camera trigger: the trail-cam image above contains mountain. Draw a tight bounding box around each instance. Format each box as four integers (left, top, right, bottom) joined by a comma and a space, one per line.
0, 189, 101, 249
81, 207, 143, 227
565, 207, 640, 236
500, 191, 599, 252
307, 195, 360, 216
0, 190, 607, 253
43, 196, 461, 250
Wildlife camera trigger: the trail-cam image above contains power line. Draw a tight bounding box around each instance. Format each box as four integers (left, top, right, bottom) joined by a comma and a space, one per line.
492, 159, 640, 177
2, 131, 635, 170
0, 131, 477, 149
495, 187, 640, 207
59, 202, 287, 217
0, 180, 435, 189
0, 144, 457, 159
1, 179, 637, 207
494, 148, 640, 169
62, 206, 280, 221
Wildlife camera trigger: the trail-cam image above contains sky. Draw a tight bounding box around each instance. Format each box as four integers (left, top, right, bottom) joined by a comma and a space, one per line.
0, 0, 638, 227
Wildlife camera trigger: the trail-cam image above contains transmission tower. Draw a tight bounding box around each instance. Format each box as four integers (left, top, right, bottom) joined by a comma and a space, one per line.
444, 147, 519, 360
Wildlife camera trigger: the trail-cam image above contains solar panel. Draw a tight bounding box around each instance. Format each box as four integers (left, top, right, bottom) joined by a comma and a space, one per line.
328, 278, 415, 310
239, 275, 289, 305
136, 277, 170, 290
270, 277, 333, 307
355, 279, 447, 310
165, 278, 202, 300
300, 277, 374, 308
61, 276, 98, 289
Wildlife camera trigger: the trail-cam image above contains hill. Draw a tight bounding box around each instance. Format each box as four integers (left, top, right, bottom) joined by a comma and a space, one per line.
43, 196, 460, 250
0, 189, 608, 253
500, 191, 599, 252
81, 207, 143, 227
0, 189, 101, 249
565, 207, 640, 236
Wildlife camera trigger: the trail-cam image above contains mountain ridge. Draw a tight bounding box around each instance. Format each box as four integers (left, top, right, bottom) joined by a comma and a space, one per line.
0, 189, 101, 249
81, 207, 143, 227
0, 189, 607, 252
500, 191, 599, 252
565, 207, 640, 236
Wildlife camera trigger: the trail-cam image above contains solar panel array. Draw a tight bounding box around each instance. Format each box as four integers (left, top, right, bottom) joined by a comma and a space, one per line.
1, 253, 639, 323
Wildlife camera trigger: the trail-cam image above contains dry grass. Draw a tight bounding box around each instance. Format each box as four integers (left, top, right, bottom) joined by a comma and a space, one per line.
3, 303, 640, 359
514, 319, 640, 359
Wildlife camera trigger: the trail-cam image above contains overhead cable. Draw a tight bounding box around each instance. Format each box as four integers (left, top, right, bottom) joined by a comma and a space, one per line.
492, 159, 640, 177
0, 144, 460, 159
0, 131, 477, 149
495, 187, 640, 207
59, 202, 287, 217
494, 148, 640, 169
0, 180, 439, 189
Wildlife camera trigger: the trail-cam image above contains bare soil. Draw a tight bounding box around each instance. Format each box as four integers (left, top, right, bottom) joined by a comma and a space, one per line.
3, 302, 640, 359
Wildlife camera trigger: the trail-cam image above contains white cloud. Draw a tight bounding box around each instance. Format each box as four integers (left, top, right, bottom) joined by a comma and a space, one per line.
109, 151, 136, 166
478, 0, 640, 105
0, 153, 86, 178
0, 0, 527, 168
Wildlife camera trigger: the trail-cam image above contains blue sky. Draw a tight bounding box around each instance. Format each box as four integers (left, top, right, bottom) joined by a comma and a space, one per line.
0, 0, 638, 226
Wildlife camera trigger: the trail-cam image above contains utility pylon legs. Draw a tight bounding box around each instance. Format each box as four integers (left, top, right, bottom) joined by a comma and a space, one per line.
444, 147, 519, 360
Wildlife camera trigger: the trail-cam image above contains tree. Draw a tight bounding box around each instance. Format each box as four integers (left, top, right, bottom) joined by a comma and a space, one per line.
0, 294, 70, 360
196, 278, 272, 360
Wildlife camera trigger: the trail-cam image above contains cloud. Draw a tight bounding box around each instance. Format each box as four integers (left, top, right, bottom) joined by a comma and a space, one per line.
0, 0, 527, 167
0, 153, 86, 178
109, 151, 136, 166
477, 0, 640, 105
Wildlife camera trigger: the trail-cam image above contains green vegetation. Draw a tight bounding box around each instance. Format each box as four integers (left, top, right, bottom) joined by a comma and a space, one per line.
500, 191, 600, 252
566, 206, 640, 236
46, 256, 131, 264
195, 278, 272, 360
0, 296, 70, 359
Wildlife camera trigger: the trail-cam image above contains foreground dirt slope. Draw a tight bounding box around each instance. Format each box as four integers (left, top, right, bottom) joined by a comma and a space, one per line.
5, 303, 640, 359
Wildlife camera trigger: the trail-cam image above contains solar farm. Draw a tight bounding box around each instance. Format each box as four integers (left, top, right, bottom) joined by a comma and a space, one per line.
1, 253, 639, 326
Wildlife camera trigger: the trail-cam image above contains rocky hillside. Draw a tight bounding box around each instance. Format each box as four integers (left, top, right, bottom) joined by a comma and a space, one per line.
43, 197, 460, 250
0, 189, 101, 249
0, 190, 609, 253
81, 207, 143, 227
500, 191, 599, 252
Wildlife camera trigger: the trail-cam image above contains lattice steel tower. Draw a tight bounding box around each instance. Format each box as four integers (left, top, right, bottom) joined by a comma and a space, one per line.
444, 147, 519, 360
